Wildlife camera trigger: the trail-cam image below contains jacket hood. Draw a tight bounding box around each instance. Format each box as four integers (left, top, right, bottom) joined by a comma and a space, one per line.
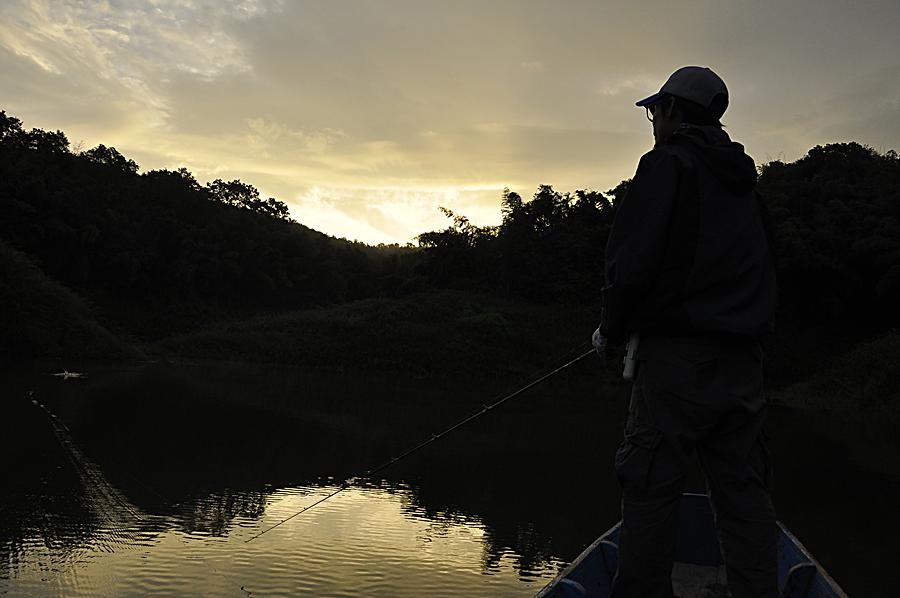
669, 125, 758, 194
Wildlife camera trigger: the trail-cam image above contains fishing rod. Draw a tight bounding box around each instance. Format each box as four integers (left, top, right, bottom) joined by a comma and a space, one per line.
244, 343, 597, 543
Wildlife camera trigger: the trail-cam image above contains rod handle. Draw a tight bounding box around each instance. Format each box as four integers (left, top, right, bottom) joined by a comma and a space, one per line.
622, 332, 640, 381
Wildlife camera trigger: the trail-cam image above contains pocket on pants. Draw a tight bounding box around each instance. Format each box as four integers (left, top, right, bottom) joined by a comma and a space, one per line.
755, 430, 773, 489
615, 427, 663, 491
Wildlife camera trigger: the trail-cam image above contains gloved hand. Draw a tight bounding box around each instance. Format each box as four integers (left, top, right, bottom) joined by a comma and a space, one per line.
591, 326, 607, 357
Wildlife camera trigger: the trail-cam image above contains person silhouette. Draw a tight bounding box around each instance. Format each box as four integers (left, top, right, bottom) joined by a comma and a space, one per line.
593, 66, 780, 598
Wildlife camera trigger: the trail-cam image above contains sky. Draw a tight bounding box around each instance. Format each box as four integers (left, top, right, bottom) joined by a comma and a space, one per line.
2, 0, 899, 244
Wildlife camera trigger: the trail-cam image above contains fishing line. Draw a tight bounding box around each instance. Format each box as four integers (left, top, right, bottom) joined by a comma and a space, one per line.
244, 342, 596, 543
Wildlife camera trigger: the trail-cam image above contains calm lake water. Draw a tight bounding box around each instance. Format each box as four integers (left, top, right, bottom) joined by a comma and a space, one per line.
2, 360, 899, 597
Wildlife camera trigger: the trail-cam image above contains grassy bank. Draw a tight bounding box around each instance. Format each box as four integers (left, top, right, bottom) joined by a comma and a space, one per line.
6, 229, 897, 423
769, 330, 900, 422
149, 290, 603, 379
0, 241, 142, 361
149, 294, 900, 421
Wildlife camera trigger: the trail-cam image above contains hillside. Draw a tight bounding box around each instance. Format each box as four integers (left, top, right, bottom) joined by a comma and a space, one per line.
150, 289, 599, 379
2, 109, 899, 415
0, 240, 140, 361
0, 110, 420, 340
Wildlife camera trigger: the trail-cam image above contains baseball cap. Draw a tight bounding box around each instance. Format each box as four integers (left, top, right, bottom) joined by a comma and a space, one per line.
635, 66, 729, 119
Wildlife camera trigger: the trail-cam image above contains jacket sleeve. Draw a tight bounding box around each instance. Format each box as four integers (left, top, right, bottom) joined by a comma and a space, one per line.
600, 149, 681, 343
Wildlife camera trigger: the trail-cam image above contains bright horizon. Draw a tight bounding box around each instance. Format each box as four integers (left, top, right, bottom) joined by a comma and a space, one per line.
2, 0, 899, 244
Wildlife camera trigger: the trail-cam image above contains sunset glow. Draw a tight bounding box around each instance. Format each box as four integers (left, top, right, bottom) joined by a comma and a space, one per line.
2, 0, 899, 243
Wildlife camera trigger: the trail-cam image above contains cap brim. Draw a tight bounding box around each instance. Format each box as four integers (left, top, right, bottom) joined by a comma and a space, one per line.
635, 91, 665, 107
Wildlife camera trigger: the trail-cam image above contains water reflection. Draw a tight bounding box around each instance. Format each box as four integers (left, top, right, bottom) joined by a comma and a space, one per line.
3, 361, 900, 596
3, 362, 615, 597
233, 484, 572, 596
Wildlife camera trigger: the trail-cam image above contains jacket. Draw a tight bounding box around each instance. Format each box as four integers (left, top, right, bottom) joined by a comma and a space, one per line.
599, 124, 776, 343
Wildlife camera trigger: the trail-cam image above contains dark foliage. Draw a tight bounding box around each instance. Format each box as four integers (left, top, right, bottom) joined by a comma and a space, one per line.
757, 143, 900, 332
2, 108, 898, 359
416, 186, 615, 306
416, 143, 900, 343
0, 111, 419, 339
0, 240, 138, 359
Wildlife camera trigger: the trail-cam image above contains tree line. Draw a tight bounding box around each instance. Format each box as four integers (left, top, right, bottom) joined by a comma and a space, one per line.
0, 111, 419, 338
416, 144, 900, 341
2, 109, 898, 345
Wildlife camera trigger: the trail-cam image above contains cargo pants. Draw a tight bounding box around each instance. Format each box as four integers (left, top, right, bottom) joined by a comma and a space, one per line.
609, 334, 779, 598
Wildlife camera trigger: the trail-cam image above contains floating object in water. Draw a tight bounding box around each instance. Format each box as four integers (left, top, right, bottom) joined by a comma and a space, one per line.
50, 370, 87, 380
535, 493, 847, 598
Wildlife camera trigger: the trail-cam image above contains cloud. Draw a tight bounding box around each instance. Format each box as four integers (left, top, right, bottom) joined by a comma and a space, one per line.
595, 75, 657, 98
0, 0, 283, 129
291, 185, 506, 245
243, 117, 344, 156
520, 60, 545, 71
2, 0, 899, 243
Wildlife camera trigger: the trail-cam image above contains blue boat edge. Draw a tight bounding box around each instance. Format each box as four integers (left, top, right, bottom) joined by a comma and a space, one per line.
534, 493, 849, 598
775, 520, 848, 598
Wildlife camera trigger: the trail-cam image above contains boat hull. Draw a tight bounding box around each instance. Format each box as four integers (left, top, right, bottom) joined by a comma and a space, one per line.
535, 493, 847, 598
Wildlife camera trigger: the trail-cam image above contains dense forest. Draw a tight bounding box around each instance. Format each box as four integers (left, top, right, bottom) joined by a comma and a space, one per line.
2, 109, 899, 391
0, 111, 421, 340
415, 145, 900, 334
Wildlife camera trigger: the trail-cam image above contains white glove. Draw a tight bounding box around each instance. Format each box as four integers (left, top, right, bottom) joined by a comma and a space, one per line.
591, 326, 607, 357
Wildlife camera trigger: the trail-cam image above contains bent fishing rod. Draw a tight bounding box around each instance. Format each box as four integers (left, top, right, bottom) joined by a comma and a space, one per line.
244, 342, 596, 543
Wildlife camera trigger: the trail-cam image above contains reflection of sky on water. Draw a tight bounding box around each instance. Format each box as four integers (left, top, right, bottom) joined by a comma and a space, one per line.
6, 361, 900, 596
3, 362, 607, 597
4, 484, 562, 597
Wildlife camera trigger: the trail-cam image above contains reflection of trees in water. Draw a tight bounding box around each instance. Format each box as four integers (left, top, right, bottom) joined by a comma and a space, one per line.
0, 477, 101, 573
1, 397, 92, 556
394, 475, 612, 578
14, 364, 627, 580
378, 384, 625, 578
1, 394, 162, 573
177, 490, 267, 537
24, 365, 394, 543
5, 390, 275, 572
480, 522, 561, 578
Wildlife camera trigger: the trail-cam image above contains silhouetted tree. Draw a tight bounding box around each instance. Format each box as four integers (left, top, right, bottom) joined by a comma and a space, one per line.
206, 178, 291, 221
0, 110, 417, 338
757, 142, 900, 331
82, 144, 138, 174
417, 185, 613, 303
2, 108, 898, 349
